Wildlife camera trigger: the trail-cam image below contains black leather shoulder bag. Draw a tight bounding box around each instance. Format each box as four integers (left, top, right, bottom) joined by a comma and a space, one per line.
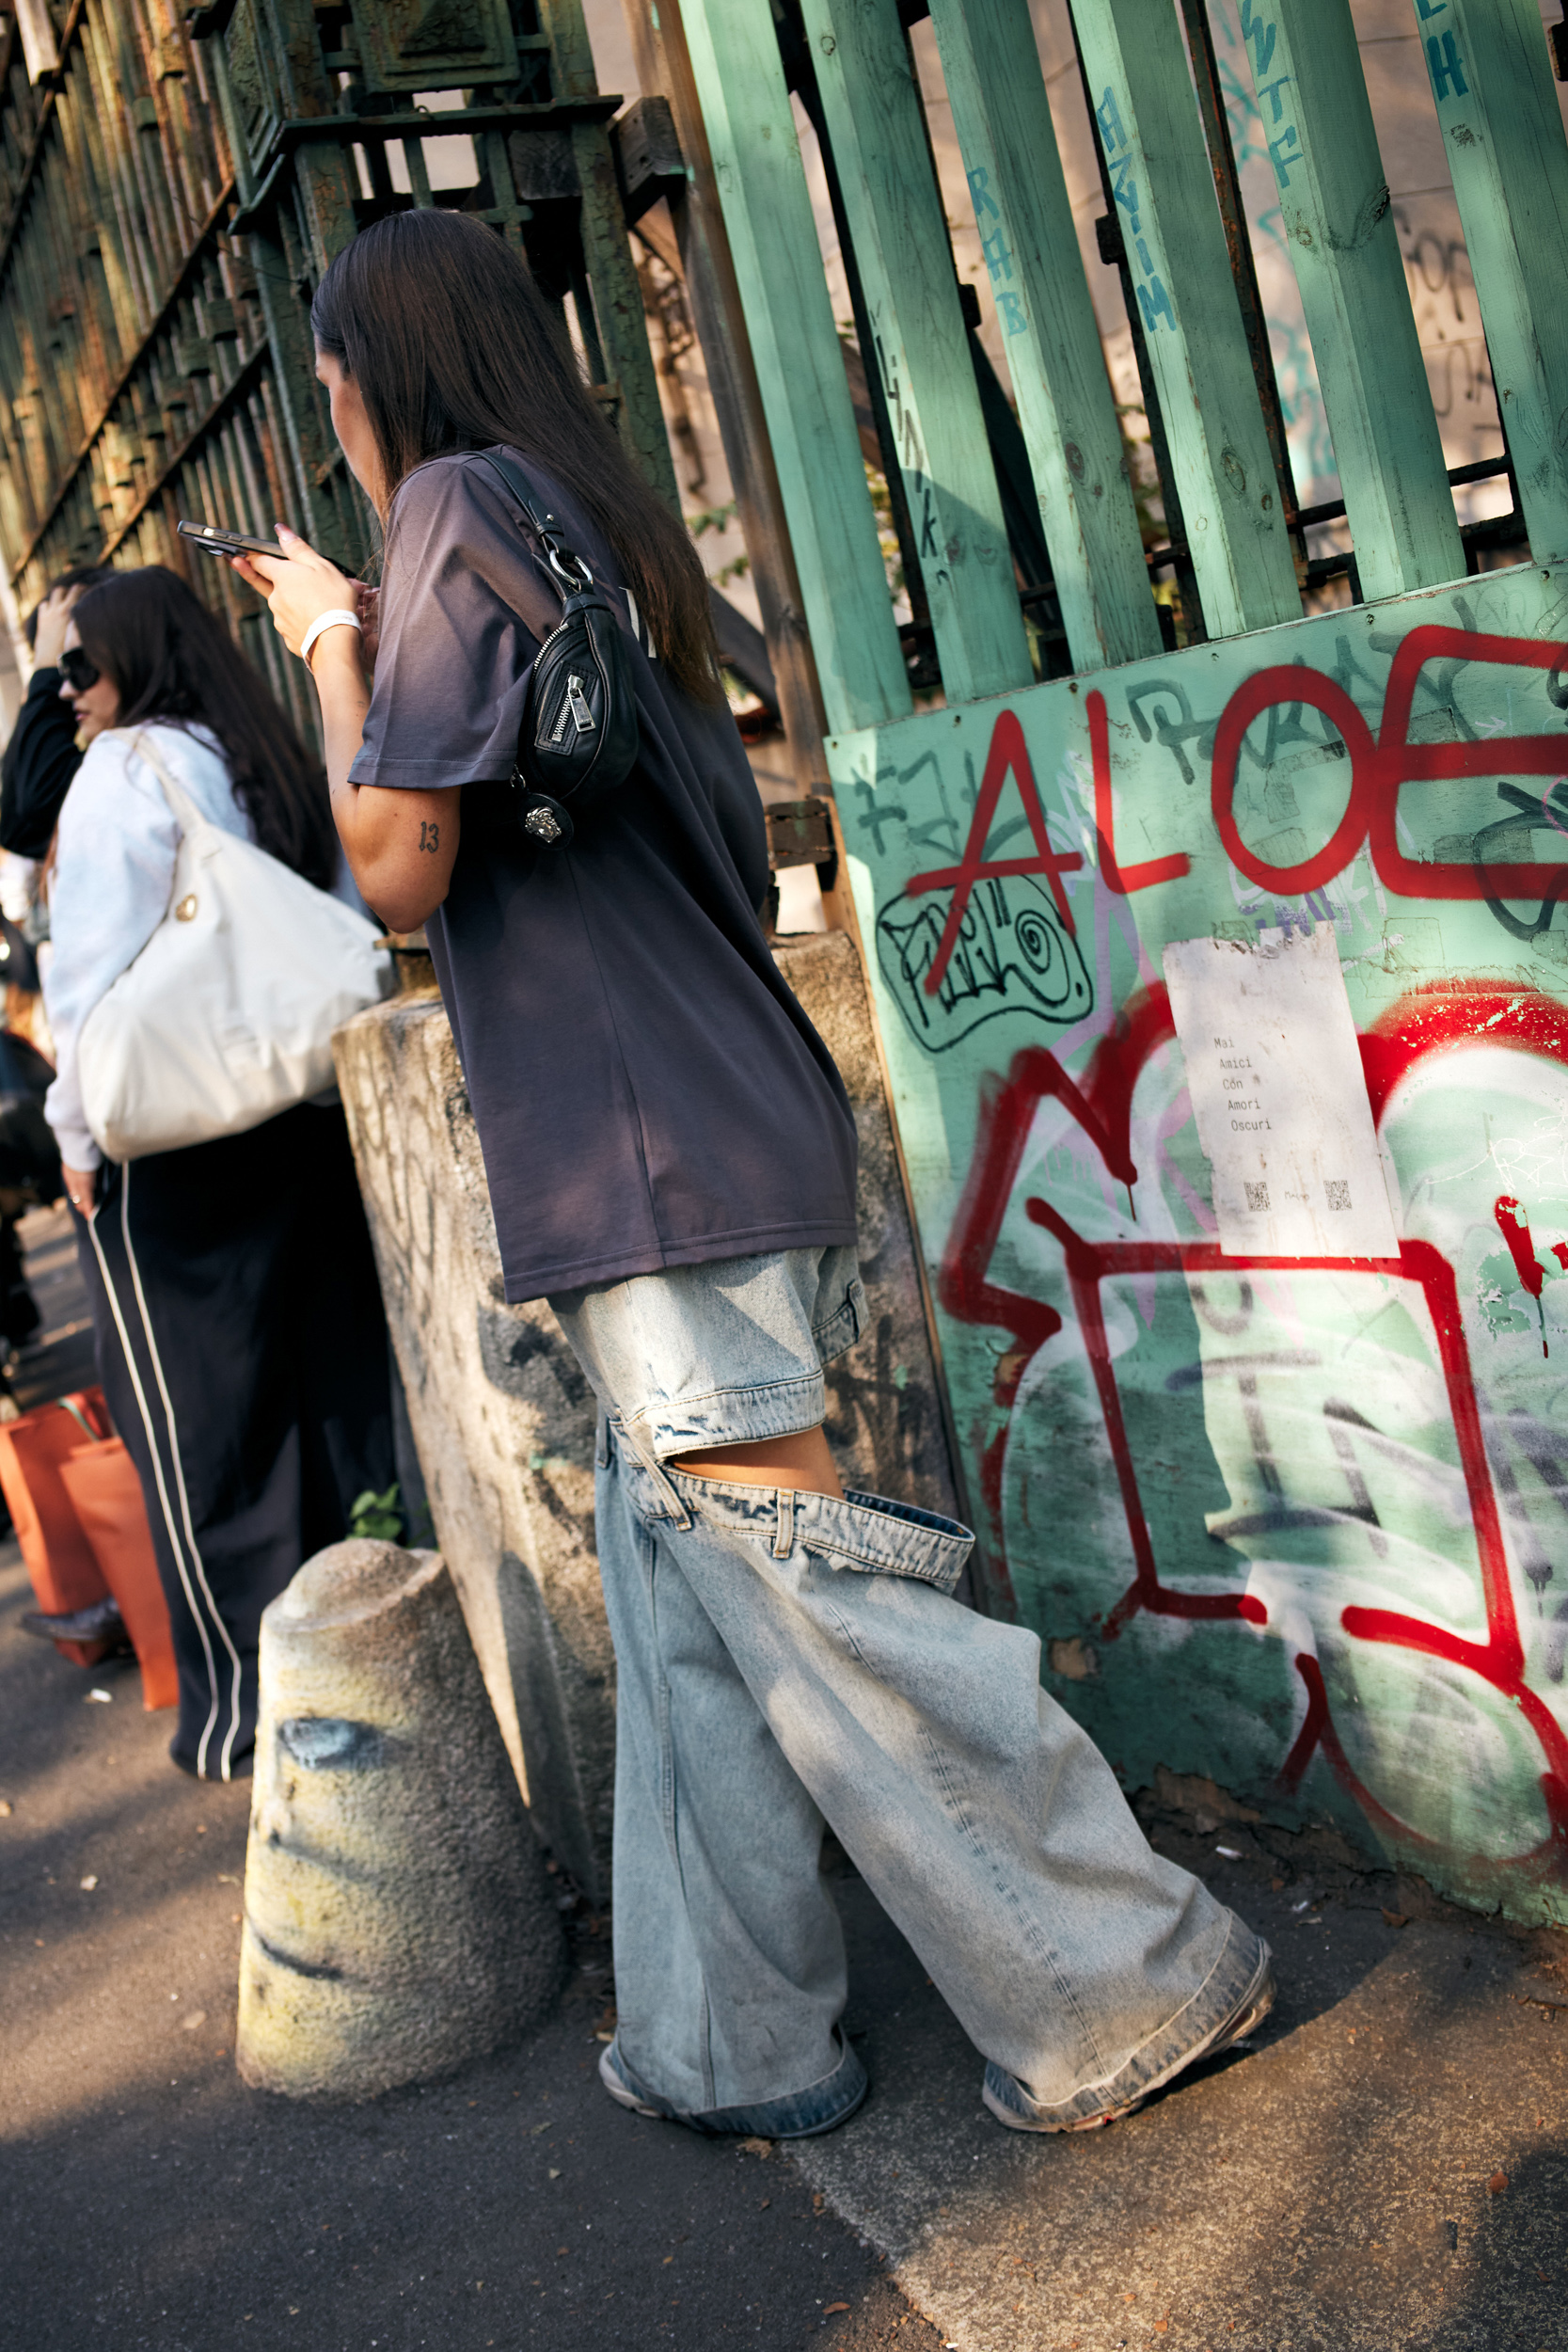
479, 452, 641, 850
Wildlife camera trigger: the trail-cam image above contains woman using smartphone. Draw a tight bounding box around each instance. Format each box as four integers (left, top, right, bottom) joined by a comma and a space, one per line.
240, 209, 1270, 2137
46, 567, 395, 1780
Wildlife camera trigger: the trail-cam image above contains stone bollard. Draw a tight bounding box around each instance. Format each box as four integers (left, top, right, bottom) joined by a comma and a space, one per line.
236, 1538, 566, 2101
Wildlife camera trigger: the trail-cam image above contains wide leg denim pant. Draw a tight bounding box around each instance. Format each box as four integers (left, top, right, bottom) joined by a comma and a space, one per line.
552, 1248, 1257, 2131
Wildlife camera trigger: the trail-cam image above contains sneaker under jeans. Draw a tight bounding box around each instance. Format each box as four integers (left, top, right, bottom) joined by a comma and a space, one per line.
982, 1931, 1276, 2133
599, 2028, 867, 2139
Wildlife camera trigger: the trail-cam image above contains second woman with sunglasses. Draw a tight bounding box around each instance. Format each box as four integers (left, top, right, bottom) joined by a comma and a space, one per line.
43, 566, 396, 1780
0, 567, 116, 860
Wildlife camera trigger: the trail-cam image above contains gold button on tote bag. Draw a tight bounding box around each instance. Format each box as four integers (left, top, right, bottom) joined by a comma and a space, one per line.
76, 728, 389, 1162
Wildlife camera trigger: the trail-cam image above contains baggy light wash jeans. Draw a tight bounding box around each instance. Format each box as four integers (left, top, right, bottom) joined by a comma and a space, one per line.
549, 1246, 1261, 2132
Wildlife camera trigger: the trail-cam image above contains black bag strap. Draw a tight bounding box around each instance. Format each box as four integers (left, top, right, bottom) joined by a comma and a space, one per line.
477, 452, 595, 603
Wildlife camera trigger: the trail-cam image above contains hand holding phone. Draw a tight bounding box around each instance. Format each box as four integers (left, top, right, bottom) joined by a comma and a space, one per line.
176, 518, 288, 561
224, 522, 366, 674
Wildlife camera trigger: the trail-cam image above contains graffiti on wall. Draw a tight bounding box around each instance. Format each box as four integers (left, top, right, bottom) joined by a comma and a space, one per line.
830, 561, 1568, 1923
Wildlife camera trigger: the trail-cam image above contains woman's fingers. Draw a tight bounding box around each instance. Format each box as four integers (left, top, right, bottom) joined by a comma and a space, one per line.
34, 581, 85, 666
231, 529, 341, 590
230, 532, 357, 657
61, 1164, 96, 1216
273, 523, 320, 564
230, 557, 293, 636
273, 524, 352, 580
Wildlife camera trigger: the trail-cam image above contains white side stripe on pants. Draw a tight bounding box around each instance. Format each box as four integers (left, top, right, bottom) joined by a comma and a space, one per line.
119, 1167, 245, 1780
87, 1168, 242, 1778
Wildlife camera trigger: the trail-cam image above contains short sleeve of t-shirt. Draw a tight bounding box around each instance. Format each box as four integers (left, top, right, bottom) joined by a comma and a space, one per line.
349, 457, 563, 793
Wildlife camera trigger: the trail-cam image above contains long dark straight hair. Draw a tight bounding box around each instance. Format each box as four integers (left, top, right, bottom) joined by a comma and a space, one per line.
72, 567, 339, 889
310, 209, 721, 705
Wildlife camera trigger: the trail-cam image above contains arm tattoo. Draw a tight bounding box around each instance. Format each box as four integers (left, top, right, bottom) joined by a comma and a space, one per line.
419, 820, 439, 854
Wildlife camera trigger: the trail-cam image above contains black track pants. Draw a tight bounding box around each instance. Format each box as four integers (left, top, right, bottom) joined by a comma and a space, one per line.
77, 1102, 394, 1778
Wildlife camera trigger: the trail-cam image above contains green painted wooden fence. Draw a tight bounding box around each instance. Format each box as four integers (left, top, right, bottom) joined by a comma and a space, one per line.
679, 0, 1568, 1923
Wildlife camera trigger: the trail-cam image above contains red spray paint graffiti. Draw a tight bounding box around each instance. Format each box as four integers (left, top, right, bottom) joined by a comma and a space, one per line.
1211, 625, 1568, 898
1494, 1197, 1549, 1355
901, 689, 1192, 1005
1087, 689, 1192, 896
904, 709, 1083, 998
905, 627, 1568, 1028
939, 985, 1568, 1877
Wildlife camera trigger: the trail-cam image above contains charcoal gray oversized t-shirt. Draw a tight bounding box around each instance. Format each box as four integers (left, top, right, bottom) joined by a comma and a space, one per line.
348, 447, 859, 1303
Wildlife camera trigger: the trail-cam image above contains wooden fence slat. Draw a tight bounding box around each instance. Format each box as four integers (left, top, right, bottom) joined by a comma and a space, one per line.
1412, 0, 1568, 564
678, 0, 910, 736
1256, 0, 1463, 598
801, 0, 1031, 707
627, 0, 836, 801
927, 0, 1161, 675
1071, 0, 1301, 640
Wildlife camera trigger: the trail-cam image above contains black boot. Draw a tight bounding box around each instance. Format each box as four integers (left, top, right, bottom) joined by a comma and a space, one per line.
19, 1597, 124, 1643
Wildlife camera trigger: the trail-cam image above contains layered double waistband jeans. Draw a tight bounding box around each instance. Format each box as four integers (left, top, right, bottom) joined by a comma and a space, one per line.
550, 1248, 1255, 2130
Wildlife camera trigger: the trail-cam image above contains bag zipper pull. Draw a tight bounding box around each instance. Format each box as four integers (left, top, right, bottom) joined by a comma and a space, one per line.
548, 675, 597, 747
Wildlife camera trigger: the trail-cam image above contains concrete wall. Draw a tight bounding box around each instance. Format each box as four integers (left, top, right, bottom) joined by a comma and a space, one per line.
333, 932, 958, 1901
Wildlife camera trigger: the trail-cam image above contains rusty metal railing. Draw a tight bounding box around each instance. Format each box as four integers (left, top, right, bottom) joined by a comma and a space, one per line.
0, 0, 673, 748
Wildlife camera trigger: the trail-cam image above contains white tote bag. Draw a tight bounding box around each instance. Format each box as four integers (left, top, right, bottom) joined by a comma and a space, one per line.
76, 727, 389, 1162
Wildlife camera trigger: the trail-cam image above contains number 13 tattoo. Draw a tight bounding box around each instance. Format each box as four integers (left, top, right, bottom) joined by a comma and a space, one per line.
419, 820, 440, 853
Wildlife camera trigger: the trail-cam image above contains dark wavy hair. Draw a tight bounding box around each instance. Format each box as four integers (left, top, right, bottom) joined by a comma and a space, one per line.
71, 566, 339, 889
310, 208, 721, 704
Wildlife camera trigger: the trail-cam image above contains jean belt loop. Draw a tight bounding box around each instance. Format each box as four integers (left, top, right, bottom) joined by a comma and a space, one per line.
623, 1416, 691, 1531
772, 1482, 795, 1561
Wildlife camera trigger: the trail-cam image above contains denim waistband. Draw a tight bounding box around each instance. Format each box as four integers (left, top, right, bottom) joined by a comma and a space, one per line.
608, 1421, 974, 1596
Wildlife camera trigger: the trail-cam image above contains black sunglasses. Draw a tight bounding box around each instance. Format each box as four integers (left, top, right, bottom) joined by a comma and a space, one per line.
58, 646, 99, 691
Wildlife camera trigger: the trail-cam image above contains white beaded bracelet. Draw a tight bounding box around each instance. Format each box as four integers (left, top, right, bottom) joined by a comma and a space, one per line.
299, 607, 362, 671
